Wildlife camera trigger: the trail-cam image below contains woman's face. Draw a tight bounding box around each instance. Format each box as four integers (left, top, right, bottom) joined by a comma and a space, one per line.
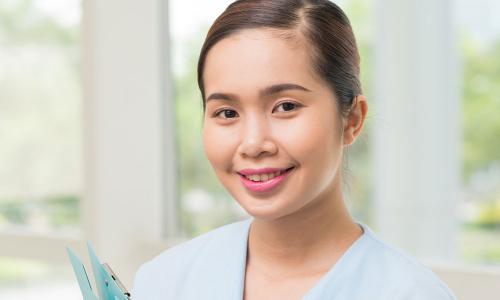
202, 28, 346, 221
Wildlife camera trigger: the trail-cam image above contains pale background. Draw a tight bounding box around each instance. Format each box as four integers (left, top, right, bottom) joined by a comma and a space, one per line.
0, 0, 499, 299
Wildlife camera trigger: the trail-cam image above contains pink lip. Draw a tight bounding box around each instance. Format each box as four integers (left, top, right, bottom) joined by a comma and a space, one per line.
238, 167, 293, 176
239, 167, 295, 193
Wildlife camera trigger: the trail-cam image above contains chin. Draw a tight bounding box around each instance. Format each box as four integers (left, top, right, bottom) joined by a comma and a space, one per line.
224, 175, 301, 221
237, 197, 294, 222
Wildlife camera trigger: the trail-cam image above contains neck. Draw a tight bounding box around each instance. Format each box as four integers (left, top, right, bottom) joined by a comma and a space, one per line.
247, 178, 363, 275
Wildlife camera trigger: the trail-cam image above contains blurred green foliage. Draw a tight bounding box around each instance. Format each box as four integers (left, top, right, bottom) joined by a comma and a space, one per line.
461, 37, 500, 180
173, 35, 220, 196
0, 195, 80, 229
44, 195, 80, 228
460, 226, 500, 263
476, 200, 500, 229
0, 199, 28, 224
460, 35, 500, 231
0, 0, 78, 45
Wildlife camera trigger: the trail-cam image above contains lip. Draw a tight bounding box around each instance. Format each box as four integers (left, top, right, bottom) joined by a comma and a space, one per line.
238, 167, 295, 193
238, 167, 294, 176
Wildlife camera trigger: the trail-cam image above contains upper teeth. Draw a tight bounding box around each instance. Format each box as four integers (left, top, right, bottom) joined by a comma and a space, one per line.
244, 170, 285, 182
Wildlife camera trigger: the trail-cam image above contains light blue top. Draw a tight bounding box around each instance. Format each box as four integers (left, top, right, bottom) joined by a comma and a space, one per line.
131, 218, 457, 299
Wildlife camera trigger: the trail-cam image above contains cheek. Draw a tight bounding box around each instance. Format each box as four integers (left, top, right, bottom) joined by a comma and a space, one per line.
202, 124, 239, 172
274, 109, 341, 162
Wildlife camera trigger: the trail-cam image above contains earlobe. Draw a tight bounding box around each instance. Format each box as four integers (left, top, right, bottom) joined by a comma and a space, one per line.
343, 95, 368, 146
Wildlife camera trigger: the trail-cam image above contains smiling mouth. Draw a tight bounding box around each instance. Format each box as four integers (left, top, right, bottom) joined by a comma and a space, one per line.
238, 166, 295, 193
238, 167, 295, 182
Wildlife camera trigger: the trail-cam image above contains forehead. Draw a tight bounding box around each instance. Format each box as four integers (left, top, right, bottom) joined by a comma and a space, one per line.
203, 28, 320, 95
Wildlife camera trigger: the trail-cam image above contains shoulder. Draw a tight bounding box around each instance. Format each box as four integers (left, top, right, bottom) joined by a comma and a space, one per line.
356, 222, 457, 299
131, 218, 251, 299
143, 218, 249, 268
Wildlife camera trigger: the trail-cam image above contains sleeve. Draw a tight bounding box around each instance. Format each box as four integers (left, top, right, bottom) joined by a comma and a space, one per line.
130, 257, 180, 300
130, 262, 155, 300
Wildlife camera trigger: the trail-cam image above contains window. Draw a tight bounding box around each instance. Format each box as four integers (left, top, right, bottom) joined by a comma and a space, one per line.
169, 0, 249, 237
0, 0, 82, 297
456, 0, 500, 266
0, 0, 81, 234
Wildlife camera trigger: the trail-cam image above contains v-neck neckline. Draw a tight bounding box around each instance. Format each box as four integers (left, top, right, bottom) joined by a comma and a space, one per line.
232, 218, 369, 300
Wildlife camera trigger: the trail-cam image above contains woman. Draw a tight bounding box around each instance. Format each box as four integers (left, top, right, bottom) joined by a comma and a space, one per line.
132, 0, 457, 299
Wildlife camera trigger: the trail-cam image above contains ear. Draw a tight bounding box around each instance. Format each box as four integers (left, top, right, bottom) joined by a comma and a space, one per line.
343, 95, 368, 146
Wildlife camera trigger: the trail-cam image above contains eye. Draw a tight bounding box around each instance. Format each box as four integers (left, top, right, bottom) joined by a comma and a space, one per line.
214, 108, 239, 119
273, 101, 300, 113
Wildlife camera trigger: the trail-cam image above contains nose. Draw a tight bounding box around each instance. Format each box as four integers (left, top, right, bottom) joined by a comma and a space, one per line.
237, 114, 278, 159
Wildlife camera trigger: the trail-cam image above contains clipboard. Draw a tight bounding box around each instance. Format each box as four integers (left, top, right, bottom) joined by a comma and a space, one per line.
66, 242, 131, 300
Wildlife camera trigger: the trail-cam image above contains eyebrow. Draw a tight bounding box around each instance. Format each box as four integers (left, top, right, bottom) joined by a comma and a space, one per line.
206, 83, 312, 103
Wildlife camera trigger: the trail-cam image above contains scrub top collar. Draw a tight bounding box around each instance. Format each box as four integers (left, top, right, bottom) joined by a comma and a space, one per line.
230, 218, 370, 299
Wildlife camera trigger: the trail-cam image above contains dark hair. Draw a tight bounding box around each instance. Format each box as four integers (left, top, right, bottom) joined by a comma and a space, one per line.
197, 0, 362, 120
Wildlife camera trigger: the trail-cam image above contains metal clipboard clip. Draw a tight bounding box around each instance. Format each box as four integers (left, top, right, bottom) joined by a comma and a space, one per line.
66, 241, 131, 300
